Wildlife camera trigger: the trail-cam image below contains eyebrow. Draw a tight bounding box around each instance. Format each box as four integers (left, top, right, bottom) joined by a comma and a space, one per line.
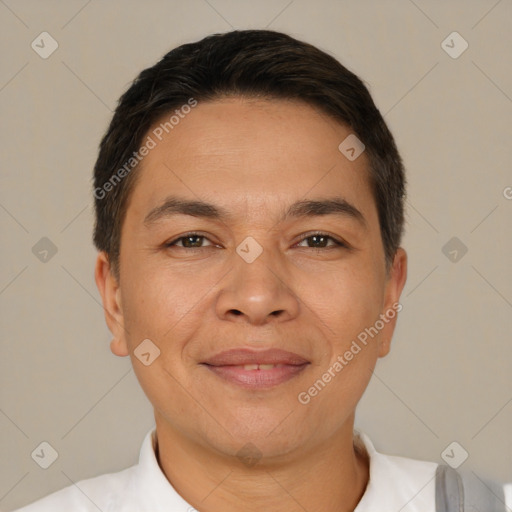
143, 195, 367, 228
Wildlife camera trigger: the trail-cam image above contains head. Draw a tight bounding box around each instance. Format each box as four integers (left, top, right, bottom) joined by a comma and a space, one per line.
94, 30, 407, 461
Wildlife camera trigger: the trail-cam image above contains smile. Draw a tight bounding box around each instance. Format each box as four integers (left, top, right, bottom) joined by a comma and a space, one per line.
202, 363, 309, 389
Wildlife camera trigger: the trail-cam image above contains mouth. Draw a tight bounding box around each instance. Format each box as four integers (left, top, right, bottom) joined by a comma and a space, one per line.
201, 348, 310, 389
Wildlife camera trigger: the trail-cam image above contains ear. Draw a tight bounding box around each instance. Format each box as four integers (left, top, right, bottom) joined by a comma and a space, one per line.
377, 247, 407, 358
94, 252, 129, 357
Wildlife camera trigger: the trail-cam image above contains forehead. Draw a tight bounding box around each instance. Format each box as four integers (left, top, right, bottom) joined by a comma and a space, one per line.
125, 97, 377, 227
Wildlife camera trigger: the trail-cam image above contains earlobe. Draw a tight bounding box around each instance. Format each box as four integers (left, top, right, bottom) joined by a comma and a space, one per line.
94, 252, 129, 357
110, 338, 129, 357
378, 248, 408, 358
378, 339, 391, 358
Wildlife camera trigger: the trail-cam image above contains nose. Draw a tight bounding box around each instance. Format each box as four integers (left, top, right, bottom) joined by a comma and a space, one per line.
215, 245, 300, 326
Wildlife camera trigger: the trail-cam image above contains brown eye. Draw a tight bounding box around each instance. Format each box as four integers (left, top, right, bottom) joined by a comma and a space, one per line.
296, 233, 346, 249
166, 233, 214, 249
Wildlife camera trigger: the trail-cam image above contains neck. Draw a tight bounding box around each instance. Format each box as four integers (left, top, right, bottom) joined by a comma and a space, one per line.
154, 416, 370, 512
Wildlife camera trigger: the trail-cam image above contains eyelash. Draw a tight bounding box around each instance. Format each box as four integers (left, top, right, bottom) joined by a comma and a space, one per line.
165, 231, 348, 251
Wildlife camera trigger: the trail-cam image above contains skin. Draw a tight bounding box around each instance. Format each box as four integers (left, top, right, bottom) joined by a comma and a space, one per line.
95, 97, 407, 512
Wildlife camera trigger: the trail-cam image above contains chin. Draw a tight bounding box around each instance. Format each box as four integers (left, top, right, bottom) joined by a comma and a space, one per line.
208, 411, 307, 460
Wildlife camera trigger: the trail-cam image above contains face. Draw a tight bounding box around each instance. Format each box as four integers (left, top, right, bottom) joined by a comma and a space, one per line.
96, 97, 407, 459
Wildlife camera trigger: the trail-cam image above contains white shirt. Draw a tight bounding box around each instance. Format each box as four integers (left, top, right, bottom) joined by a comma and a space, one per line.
15, 428, 439, 512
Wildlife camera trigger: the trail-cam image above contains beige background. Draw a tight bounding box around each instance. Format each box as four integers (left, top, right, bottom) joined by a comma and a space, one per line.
1, 0, 511, 509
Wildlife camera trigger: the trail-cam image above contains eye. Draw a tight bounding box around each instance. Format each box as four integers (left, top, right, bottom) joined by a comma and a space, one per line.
295, 232, 347, 249
165, 233, 215, 249
164, 231, 347, 251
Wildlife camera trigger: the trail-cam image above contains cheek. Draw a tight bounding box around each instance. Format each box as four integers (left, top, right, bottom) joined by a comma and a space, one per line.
307, 264, 384, 343
121, 261, 208, 345
119, 265, 206, 418
296, 276, 383, 430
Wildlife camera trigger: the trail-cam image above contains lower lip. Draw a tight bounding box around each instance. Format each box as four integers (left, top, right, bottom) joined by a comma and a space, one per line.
203, 364, 309, 389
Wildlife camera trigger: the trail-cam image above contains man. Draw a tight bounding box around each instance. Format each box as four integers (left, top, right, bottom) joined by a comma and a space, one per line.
15, 29, 509, 512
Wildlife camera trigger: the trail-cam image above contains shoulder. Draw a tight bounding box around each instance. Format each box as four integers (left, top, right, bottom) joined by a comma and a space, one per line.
12, 465, 137, 512
354, 432, 512, 512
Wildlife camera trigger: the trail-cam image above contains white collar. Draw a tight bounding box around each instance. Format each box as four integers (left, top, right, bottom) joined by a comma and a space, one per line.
353, 430, 437, 511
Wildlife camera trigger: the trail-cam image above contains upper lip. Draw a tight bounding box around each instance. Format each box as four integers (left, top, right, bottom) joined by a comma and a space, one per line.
202, 348, 309, 366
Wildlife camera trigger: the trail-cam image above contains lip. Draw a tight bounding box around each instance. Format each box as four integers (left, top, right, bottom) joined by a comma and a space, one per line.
203, 348, 309, 366
201, 348, 310, 389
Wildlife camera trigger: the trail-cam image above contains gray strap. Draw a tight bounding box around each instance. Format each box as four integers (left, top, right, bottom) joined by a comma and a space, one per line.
460, 471, 509, 512
435, 463, 509, 511
435, 464, 464, 512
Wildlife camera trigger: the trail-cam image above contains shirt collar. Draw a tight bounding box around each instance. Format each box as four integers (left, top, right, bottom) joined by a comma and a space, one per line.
123, 428, 192, 510
353, 430, 437, 512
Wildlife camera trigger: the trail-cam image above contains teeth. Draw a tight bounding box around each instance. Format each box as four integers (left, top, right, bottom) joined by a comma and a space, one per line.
242, 364, 276, 370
